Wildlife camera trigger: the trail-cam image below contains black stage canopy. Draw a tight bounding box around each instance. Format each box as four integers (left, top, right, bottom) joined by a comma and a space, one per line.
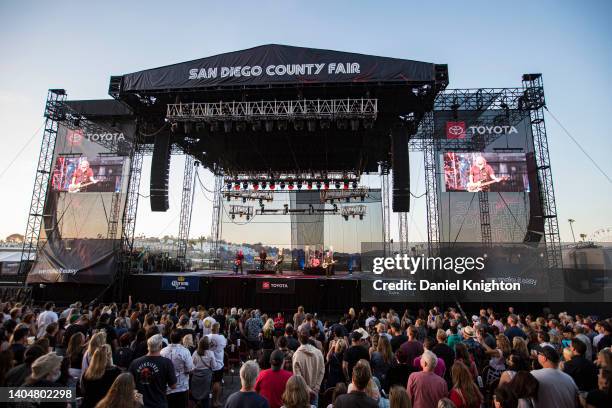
117, 44, 439, 92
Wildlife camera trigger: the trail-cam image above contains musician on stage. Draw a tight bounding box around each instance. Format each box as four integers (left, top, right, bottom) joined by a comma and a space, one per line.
258, 248, 267, 270
233, 249, 244, 275
468, 156, 501, 192
323, 248, 335, 278
70, 159, 97, 192
274, 249, 284, 275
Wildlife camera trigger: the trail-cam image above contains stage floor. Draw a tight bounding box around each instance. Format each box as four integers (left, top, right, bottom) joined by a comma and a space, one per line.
143, 269, 369, 280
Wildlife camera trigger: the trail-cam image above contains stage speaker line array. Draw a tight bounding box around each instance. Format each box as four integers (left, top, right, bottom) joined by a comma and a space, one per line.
150, 133, 171, 211
391, 126, 411, 212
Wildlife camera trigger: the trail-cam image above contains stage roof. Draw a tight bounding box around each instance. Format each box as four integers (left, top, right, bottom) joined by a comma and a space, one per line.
117, 44, 439, 92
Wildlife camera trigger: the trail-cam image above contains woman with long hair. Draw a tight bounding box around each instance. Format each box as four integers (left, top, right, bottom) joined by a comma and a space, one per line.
81, 344, 121, 408
597, 348, 612, 369
454, 343, 478, 380
508, 371, 538, 408
66, 332, 85, 378
261, 318, 276, 350
370, 335, 394, 390
191, 336, 215, 408
389, 385, 411, 408
95, 372, 143, 408
512, 337, 530, 361
498, 352, 530, 387
281, 375, 316, 408
325, 337, 347, 390
82, 331, 107, 373
449, 361, 483, 408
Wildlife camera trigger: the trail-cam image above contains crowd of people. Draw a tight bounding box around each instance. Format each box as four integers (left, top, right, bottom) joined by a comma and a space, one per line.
0, 299, 611, 408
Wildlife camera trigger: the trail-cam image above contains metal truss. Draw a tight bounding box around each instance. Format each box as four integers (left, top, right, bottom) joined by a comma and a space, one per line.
177, 156, 197, 261
422, 112, 440, 255
166, 98, 378, 121
223, 190, 274, 203
434, 87, 526, 111
107, 193, 122, 240
209, 172, 223, 269
121, 145, 143, 253
522, 74, 562, 269
380, 164, 391, 256
224, 170, 361, 184
321, 187, 369, 203
398, 212, 409, 254
18, 90, 67, 282
478, 192, 492, 247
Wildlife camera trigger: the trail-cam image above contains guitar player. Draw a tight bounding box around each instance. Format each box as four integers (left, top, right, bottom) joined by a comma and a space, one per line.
468, 156, 502, 192
70, 160, 97, 192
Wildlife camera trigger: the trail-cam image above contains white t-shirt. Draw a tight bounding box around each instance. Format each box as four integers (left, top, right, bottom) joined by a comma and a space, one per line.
201, 316, 216, 336
531, 367, 578, 408
160, 343, 194, 394
206, 333, 227, 369
36, 310, 58, 338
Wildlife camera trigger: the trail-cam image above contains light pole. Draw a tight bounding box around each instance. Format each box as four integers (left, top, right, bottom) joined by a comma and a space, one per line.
568, 219, 576, 243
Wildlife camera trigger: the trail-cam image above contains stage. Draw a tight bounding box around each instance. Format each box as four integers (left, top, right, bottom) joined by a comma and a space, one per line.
125, 269, 365, 312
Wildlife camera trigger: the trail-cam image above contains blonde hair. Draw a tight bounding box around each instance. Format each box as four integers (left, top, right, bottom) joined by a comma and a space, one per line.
281, 375, 311, 408
263, 318, 275, 335
84, 344, 112, 380
87, 331, 107, 357
512, 336, 529, 358
334, 338, 347, 354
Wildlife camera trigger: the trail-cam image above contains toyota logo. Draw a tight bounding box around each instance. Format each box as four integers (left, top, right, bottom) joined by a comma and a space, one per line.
448, 125, 464, 136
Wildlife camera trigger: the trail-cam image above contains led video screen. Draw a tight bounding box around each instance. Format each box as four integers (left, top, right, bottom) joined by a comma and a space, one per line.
51, 156, 124, 193
442, 152, 529, 192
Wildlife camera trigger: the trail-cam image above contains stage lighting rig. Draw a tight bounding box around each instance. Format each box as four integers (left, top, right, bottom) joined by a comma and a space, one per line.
229, 204, 253, 220
341, 205, 366, 221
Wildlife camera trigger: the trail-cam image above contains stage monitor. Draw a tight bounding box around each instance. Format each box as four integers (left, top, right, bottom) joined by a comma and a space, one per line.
441, 152, 529, 193
51, 156, 124, 193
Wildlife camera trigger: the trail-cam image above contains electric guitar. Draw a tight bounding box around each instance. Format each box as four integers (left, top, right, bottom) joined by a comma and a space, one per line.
322, 259, 338, 269
68, 180, 97, 193
466, 176, 509, 192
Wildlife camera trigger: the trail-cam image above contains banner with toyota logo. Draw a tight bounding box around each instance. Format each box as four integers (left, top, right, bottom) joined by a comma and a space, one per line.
256, 278, 295, 294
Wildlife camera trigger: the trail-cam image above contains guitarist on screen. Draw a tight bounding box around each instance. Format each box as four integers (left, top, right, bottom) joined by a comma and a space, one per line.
467, 156, 505, 192
69, 160, 98, 192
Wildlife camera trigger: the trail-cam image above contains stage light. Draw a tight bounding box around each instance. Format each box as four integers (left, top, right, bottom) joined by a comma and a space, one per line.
363, 119, 374, 129
232, 214, 236, 219
73, 118, 81, 127
307, 120, 317, 132
280, 181, 286, 189
288, 182, 294, 190
343, 182, 349, 190
224, 121, 232, 133
236, 121, 246, 132
324, 182, 330, 190
242, 181, 248, 190
335, 181, 341, 189
270, 182, 276, 190
261, 181, 267, 189
307, 182, 313, 190
171, 122, 179, 133
226, 182, 232, 190
253, 182, 259, 191
337, 119, 348, 130
252, 121, 262, 132
184, 122, 193, 134
234, 183, 240, 191
210, 122, 220, 132
350, 119, 360, 131
293, 120, 304, 131
352, 181, 358, 189
359, 215, 364, 220
265, 120, 274, 132
277, 120, 288, 131
297, 181, 303, 190
315, 181, 321, 189
320, 119, 331, 130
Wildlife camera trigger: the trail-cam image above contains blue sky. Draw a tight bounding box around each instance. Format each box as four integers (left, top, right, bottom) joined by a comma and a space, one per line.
0, 0, 610, 243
